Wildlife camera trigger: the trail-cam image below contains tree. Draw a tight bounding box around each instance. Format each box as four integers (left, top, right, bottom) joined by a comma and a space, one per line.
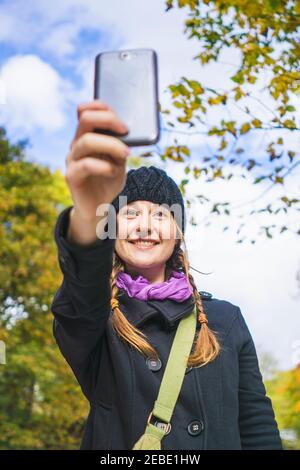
0, 127, 89, 449
266, 363, 300, 450
143, 0, 300, 245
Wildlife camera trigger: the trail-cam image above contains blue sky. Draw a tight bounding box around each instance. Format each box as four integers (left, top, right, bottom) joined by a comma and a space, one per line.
0, 0, 299, 371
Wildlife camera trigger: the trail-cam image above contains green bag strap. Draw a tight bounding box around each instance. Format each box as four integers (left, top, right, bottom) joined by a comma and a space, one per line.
132, 305, 197, 450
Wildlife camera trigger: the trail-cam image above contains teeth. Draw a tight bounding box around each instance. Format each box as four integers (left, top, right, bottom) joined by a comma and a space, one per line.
131, 240, 157, 246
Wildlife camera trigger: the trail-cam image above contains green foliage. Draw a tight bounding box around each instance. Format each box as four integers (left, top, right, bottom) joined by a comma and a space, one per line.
161, 0, 300, 244
0, 127, 88, 449
266, 364, 300, 450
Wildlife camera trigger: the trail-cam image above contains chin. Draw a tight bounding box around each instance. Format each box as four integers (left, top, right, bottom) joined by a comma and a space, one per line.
129, 258, 158, 267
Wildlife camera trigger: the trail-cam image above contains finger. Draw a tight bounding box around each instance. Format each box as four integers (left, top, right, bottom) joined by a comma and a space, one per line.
77, 99, 110, 120
71, 132, 130, 165
69, 156, 120, 182
75, 109, 128, 140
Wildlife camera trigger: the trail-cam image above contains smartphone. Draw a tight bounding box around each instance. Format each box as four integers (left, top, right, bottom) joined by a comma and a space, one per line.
94, 48, 160, 147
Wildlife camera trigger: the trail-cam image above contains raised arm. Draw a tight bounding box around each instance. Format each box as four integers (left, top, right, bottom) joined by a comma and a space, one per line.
50, 99, 130, 401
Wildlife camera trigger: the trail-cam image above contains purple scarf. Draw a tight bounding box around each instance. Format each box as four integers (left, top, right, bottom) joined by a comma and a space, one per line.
116, 270, 193, 302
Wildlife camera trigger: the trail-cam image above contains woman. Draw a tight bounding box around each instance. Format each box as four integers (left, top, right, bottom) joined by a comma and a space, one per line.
51, 99, 283, 450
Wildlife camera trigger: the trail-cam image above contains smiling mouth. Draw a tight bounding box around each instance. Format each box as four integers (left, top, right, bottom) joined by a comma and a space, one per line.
128, 240, 160, 249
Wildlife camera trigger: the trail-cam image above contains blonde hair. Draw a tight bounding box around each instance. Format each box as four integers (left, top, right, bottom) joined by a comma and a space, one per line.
109, 219, 221, 368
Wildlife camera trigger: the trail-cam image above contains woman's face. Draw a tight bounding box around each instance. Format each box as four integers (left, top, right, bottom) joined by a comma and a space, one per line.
115, 200, 178, 282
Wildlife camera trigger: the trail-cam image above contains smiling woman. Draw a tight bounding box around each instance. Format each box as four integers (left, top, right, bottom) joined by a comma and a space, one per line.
51, 100, 282, 450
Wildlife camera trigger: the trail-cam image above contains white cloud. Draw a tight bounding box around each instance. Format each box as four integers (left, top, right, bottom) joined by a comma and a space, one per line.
0, 54, 73, 132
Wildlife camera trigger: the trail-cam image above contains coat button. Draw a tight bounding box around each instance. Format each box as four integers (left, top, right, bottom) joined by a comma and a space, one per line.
146, 357, 162, 372
187, 420, 204, 436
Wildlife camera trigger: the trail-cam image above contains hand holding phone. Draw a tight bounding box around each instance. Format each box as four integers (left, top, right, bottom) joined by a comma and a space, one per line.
65, 100, 130, 245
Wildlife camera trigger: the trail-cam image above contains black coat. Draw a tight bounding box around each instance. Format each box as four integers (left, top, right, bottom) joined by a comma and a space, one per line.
50, 206, 283, 450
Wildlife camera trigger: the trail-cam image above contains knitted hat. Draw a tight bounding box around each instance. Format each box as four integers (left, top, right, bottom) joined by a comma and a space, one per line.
110, 166, 186, 234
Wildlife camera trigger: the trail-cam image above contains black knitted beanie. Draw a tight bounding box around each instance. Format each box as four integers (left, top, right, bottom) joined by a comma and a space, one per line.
110, 166, 186, 234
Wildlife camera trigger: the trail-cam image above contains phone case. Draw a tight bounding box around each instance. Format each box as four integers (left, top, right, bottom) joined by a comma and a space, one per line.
94, 48, 160, 147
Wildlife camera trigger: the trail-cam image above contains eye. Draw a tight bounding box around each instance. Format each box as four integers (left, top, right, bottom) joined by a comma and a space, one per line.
126, 209, 138, 216
153, 210, 167, 218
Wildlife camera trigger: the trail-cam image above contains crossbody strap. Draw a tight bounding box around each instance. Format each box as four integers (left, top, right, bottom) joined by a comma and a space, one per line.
152, 304, 197, 422
132, 305, 197, 450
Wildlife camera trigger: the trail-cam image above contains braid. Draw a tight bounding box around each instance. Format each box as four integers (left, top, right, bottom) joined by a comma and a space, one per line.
176, 241, 221, 367
110, 253, 159, 360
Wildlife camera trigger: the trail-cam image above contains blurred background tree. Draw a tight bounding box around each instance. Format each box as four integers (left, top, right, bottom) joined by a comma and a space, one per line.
0, 127, 88, 449
265, 363, 300, 450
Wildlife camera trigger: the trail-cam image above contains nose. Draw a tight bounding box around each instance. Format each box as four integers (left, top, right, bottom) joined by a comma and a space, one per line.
136, 211, 152, 237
